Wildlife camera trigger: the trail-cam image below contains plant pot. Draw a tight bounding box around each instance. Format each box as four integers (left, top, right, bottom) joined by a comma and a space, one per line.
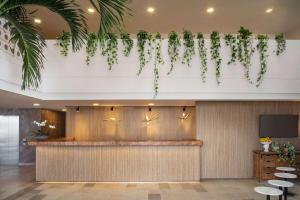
261, 142, 272, 152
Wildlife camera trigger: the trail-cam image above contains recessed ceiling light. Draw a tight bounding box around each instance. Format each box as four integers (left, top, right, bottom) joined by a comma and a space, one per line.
206, 7, 215, 14
148, 103, 155, 106
87, 8, 95, 13
33, 18, 42, 24
147, 7, 155, 13
93, 103, 99, 106
265, 8, 273, 13
62, 108, 67, 112
33, 103, 40, 107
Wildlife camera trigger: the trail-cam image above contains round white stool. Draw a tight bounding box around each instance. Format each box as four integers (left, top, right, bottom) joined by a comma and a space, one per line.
268, 180, 294, 200
274, 172, 297, 181
255, 186, 283, 200
276, 167, 296, 172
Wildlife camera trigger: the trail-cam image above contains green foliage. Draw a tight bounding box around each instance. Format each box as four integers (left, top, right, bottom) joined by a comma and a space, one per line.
56, 31, 71, 56
167, 31, 181, 75
272, 142, 296, 167
85, 32, 98, 65
197, 33, 208, 83
237, 27, 255, 83
120, 32, 133, 57
153, 32, 164, 97
182, 30, 195, 67
0, 0, 88, 89
275, 33, 286, 56
224, 34, 237, 65
136, 30, 153, 75
210, 31, 222, 85
256, 35, 269, 87
101, 33, 118, 70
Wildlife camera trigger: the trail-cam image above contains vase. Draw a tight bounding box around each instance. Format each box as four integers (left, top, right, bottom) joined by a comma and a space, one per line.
261, 142, 272, 152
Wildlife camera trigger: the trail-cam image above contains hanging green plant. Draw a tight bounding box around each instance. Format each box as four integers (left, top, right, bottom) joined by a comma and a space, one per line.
101, 33, 118, 70
85, 32, 98, 65
256, 35, 269, 87
182, 30, 195, 67
153, 33, 164, 97
120, 32, 133, 57
237, 27, 255, 83
197, 33, 208, 83
137, 30, 153, 75
56, 31, 71, 56
275, 33, 286, 56
210, 31, 222, 85
224, 34, 237, 65
167, 31, 181, 75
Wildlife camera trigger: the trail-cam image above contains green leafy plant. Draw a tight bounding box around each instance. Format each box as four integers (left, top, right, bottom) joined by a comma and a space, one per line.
120, 32, 133, 57
210, 31, 222, 85
56, 31, 71, 56
275, 33, 286, 56
137, 30, 153, 75
167, 31, 181, 75
153, 33, 164, 97
224, 34, 237, 65
272, 142, 296, 167
256, 35, 269, 87
197, 33, 208, 83
237, 27, 255, 83
101, 33, 118, 70
182, 30, 195, 67
86, 32, 98, 65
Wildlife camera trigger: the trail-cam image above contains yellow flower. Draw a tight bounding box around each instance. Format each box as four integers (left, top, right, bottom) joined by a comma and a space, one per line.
260, 137, 272, 143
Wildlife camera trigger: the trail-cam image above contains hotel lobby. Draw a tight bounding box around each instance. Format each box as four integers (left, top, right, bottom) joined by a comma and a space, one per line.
0, 0, 300, 200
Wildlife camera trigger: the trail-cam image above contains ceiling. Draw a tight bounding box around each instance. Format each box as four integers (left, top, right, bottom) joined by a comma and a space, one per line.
27, 0, 300, 39
0, 90, 196, 110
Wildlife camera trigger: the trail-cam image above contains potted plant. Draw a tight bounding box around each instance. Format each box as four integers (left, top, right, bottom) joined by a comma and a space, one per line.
31, 120, 56, 140
259, 137, 272, 152
272, 142, 296, 167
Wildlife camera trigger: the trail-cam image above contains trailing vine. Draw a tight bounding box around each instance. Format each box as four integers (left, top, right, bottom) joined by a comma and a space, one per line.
56, 31, 71, 56
153, 32, 164, 97
275, 33, 286, 56
197, 33, 208, 83
237, 27, 255, 83
210, 31, 222, 85
224, 34, 237, 65
137, 30, 153, 75
85, 32, 98, 65
256, 35, 269, 87
101, 33, 118, 70
182, 30, 195, 67
120, 32, 133, 57
167, 31, 181, 75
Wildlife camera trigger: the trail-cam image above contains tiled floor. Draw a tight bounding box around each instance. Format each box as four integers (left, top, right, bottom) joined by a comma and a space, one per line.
0, 166, 299, 200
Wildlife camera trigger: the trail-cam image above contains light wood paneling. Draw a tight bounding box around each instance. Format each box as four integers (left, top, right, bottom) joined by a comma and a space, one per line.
36, 145, 201, 182
66, 107, 195, 141
196, 101, 300, 179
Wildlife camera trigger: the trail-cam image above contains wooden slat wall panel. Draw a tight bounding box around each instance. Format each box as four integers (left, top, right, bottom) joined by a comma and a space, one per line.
196, 101, 300, 179
36, 146, 201, 182
66, 107, 196, 141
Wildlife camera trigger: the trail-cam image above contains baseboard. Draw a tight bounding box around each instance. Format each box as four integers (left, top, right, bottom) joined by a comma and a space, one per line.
18, 162, 35, 166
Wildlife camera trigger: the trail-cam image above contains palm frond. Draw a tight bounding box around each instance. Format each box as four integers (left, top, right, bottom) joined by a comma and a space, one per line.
2, 0, 87, 51
2, 7, 45, 90
89, 0, 131, 41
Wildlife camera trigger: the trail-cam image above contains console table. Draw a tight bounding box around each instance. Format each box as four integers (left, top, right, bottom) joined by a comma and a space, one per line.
253, 150, 300, 181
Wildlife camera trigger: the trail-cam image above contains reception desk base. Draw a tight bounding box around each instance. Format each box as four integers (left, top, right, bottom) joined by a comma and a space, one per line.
33, 141, 202, 182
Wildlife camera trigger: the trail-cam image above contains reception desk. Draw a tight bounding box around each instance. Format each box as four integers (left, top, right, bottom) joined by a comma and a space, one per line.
29, 140, 203, 182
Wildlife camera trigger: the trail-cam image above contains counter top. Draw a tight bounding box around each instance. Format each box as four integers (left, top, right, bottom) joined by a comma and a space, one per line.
28, 140, 203, 146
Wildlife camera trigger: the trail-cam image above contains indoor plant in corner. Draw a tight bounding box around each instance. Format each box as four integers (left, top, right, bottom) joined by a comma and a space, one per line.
31, 120, 55, 140
272, 142, 296, 167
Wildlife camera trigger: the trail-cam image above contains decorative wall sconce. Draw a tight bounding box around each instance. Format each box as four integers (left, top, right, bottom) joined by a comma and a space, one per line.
142, 107, 159, 124
177, 107, 190, 120
103, 106, 122, 122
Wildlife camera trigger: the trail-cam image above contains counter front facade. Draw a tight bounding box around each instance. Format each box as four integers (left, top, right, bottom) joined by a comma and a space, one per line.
29, 140, 203, 182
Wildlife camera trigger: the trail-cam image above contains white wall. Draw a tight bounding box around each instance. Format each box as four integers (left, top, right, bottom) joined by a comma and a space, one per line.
1, 36, 300, 100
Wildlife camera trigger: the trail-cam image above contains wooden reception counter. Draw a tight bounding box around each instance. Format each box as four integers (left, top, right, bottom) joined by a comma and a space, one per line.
29, 140, 203, 182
